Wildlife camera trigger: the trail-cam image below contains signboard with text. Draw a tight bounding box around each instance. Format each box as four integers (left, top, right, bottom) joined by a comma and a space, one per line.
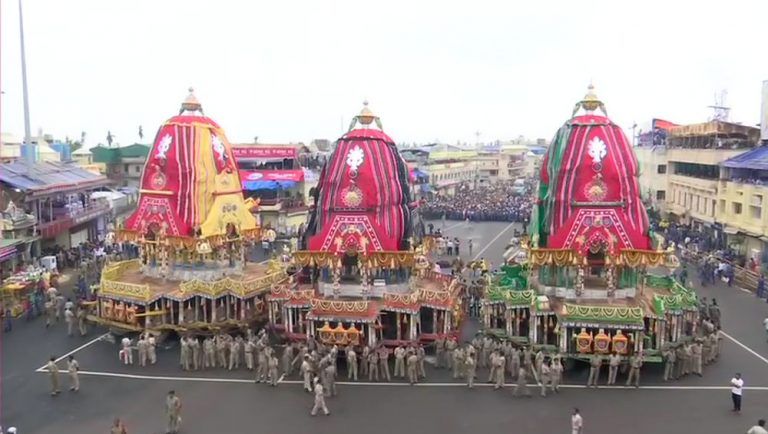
232, 147, 297, 159
239, 170, 304, 182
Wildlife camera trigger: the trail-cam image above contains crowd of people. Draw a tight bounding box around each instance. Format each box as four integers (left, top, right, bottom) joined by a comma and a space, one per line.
422, 182, 534, 223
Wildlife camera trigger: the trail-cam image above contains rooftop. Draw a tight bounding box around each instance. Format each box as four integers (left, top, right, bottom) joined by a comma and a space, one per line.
0, 160, 110, 196
90, 144, 150, 164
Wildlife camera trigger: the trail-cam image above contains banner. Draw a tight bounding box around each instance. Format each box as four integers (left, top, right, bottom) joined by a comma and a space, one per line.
232, 147, 297, 159
239, 170, 304, 182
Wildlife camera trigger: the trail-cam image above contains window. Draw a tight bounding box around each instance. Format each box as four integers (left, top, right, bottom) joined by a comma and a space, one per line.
733, 203, 743, 215
123, 164, 129, 172
656, 190, 666, 201
134, 165, 141, 173
711, 200, 716, 217
750, 205, 761, 220
657, 164, 667, 174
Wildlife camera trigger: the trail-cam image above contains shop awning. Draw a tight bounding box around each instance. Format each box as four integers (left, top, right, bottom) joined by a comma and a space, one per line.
723, 226, 739, 235
242, 180, 298, 190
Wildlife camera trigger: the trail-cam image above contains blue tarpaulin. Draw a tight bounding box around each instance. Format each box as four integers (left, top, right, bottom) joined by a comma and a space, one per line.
413, 169, 429, 180
721, 146, 768, 171
242, 180, 298, 190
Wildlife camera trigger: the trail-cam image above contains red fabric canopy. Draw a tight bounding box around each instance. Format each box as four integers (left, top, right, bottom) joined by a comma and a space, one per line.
124, 115, 239, 237
545, 115, 650, 254
305, 129, 412, 253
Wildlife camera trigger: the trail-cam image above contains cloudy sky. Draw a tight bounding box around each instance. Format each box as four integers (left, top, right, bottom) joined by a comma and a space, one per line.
1, 0, 766, 147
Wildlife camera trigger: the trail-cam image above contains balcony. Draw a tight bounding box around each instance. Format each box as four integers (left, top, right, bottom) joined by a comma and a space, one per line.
668, 174, 718, 194
666, 148, 744, 166
256, 198, 308, 214
0, 210, 37, 231
38, 201, 111, 239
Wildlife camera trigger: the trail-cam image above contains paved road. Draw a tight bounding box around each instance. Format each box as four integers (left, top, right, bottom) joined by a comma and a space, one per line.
2, 220, 768, 433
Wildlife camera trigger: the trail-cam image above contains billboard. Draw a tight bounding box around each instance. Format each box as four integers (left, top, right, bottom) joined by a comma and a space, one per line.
232, 147, 297, 159
239, 169, 304, 182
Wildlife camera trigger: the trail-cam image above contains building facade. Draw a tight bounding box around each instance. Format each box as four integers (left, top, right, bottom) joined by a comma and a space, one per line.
636, 119, 762, 256
90, 144, 151, 188
233, 144, 320, 237
0, 160, 112, 252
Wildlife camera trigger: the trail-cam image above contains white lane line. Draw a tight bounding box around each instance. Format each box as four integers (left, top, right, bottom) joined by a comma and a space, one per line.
738, 287, 752, 294
35, 333, 111, 372
32, 370, 768, 391
472, 222, 517, 261
720, 330, 768, 366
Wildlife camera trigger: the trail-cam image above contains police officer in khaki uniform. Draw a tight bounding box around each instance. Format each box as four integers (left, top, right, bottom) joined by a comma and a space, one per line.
587, 354, 602, 388
190, 337, 201, 370
550, 355, 563, 393
361, 345, 370, 377
394, 346, 406, 378
452, 347, 465, 379
663, 346, 676, 381
493, 352, 506, 389
540, 361, 551, 397
165, 390, 182, 434
626, 351, 643, 388
268, 354, 280, 386
367, 351, 379, 381
417, 345, 427, 379
488, 351, 499, 383
407, 352, 419, 385
244, 339, 255, 371
346, 347, 358, 380
46, 356, 60, 396
301, 355, 313, 392
310, 377, 330, 416
445, 338, 457, 370
67, 355, 80, 392
692, 341, 703, 376
379, 347, 391, 382
323, 362, 337, 396
607, 352, 621, 385
203, 337, 215, 369
465, 354, 476, 388
136, 335, 147, 367
76, 306, 88, 336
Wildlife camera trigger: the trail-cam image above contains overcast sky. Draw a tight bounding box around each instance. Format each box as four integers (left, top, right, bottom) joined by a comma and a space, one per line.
1, 0, 766, 147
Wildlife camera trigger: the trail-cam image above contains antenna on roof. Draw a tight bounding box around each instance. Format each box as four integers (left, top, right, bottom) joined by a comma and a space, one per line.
708, 90, 730, 122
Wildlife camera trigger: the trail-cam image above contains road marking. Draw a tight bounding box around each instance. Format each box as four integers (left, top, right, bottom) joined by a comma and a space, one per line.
472, 222, 517, 261
738, 287, 752, 294
35, 333, 111, 372
720, 330, 768, 366
33, 369, 768, 391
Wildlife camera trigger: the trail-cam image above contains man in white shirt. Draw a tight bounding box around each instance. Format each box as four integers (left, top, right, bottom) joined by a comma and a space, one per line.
571, 408, 583, 434
747, 419, 767, 434
731, 372, 744, 412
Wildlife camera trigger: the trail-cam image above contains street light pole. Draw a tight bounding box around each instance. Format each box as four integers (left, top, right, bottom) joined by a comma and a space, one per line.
19, 0, 34, 164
